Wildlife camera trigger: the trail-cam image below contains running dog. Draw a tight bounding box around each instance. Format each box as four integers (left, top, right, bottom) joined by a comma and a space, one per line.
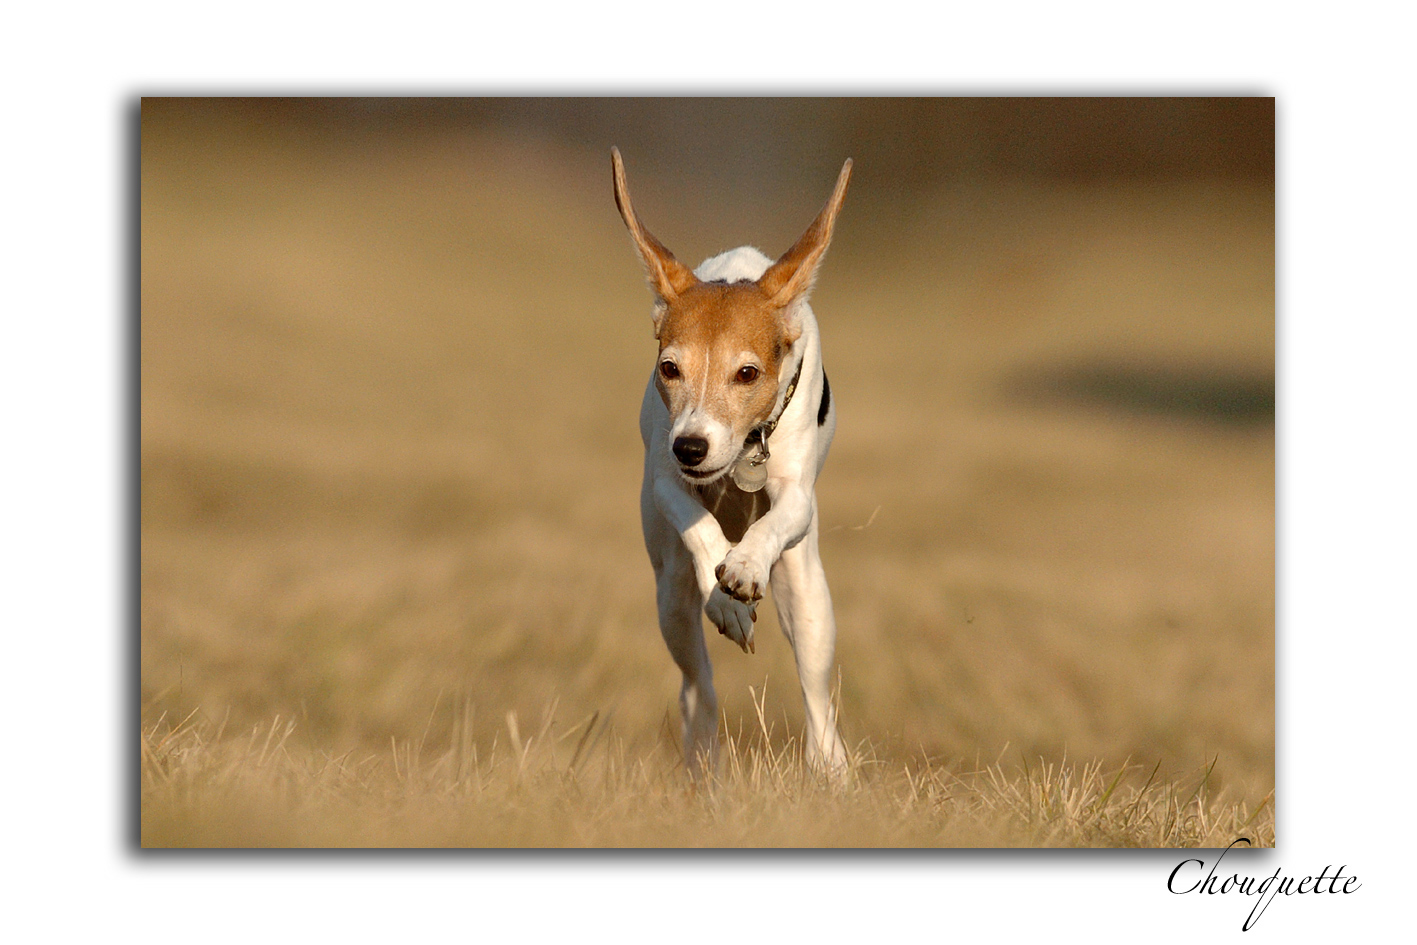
612, 148, 851, 777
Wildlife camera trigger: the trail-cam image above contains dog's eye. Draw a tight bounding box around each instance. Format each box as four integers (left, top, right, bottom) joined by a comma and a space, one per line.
736, 365, 760, 384
659, 360, 680, 381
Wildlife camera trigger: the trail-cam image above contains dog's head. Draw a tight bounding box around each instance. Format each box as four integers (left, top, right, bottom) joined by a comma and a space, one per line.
612, 148, 851, 484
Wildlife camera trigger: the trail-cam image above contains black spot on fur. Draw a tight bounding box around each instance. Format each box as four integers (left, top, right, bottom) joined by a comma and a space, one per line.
817, 371, 831, 426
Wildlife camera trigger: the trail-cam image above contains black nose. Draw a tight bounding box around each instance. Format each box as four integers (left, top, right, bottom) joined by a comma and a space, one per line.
673, 435, 709, 467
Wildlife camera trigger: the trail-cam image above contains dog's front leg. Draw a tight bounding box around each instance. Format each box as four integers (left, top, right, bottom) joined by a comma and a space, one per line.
652, 475, 758, 652
768, 510, 848, 775
714, 477, 815, 605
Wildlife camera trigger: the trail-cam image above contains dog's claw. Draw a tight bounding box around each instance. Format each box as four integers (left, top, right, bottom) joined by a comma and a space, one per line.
747, 638, 756, 654
720, 580, 758, 604
716, 548, 769, 604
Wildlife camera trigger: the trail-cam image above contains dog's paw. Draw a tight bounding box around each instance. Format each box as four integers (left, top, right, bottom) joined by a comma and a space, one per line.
704, 586, 757, 654
715, 548, 770, 604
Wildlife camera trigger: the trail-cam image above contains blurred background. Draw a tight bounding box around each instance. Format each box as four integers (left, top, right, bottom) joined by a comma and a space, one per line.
141, 98, 1273, 802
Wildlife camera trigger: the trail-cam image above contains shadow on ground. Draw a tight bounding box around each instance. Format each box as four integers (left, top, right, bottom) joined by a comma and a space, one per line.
1011, 362, 1274, 426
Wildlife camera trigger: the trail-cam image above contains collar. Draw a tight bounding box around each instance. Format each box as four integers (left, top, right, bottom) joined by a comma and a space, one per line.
740, 352, 804, 467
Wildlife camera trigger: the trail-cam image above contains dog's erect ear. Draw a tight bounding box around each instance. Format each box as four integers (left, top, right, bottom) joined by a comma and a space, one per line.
757, 158, 853, 316
612, 147, 698, 309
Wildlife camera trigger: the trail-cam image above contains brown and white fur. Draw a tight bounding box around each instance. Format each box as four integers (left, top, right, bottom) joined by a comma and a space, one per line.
612, 148, 851, 778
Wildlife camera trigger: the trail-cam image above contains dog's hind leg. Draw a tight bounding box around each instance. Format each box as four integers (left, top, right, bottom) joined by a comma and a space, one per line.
653, 541, 720, 778
769, 510, 848, 777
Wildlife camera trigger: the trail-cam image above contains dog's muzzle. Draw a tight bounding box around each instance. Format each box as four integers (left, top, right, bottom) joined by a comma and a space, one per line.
672, 435, 709, 467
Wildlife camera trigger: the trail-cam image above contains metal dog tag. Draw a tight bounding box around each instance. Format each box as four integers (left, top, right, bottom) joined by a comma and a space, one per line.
730, 441, 769, 492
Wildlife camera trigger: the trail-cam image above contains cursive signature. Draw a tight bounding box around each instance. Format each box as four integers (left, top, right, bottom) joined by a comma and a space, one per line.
1167, 838, 1360, 930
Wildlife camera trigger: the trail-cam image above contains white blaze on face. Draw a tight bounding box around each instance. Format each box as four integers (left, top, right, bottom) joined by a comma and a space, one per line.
658, 339, 767, 480
654, 287, 790, 482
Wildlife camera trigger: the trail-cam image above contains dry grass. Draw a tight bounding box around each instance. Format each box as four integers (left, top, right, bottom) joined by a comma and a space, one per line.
141, 698, 1273, 848
140, 100, 1274, 847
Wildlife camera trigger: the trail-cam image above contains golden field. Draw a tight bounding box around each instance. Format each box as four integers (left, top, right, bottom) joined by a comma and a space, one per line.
140, 100, 1274, 846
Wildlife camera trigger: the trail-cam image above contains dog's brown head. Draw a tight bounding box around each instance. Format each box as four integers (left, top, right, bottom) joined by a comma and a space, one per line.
612, 148, 850, 482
